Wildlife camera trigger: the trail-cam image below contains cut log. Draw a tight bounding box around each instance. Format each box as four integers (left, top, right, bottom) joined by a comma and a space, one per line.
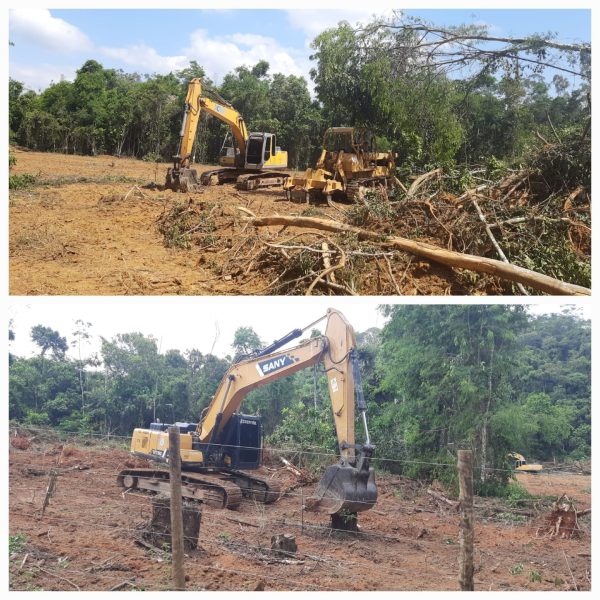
406, 168, 442, 197
279, 456, 302, 477
427, 488, 459, 510
244, 214, 590, 296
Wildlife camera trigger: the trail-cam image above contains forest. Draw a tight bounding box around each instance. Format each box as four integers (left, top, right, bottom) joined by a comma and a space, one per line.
9, 306, 591, 491
9, 16, 590, 173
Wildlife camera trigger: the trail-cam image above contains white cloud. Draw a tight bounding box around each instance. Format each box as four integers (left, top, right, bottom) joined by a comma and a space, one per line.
95, 29, 310, 85
9, 9, 92, 54
286, 8, 395, 42
99, 44, 188, 74
184, 28, 308, 83
10, 62, 77, 92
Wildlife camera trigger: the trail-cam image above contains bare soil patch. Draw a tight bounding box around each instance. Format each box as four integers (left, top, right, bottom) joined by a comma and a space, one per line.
10, 150, 589, 295
9, 434, 591, 591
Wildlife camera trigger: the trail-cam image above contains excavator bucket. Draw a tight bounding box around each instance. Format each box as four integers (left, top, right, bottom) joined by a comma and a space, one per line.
309, 460, 377, 515
165, 167, 203, 193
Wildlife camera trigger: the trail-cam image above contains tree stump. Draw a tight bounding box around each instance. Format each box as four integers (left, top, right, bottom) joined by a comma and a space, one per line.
271, 534, 297, 556
142, 496, 201, 552
539, 494, 581, 539
330, 511, 358, 532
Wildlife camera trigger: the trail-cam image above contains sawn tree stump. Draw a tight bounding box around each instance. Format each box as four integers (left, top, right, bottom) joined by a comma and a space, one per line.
142, 495, 201, 552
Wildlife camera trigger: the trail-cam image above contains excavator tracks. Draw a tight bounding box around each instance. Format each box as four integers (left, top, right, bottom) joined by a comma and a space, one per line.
235, 172, 289, 191
199, 168, 240, 186
117, 469, 243, 510
117, 468, 281, 509
222, 468, 282, 504
199, 168, 288, 190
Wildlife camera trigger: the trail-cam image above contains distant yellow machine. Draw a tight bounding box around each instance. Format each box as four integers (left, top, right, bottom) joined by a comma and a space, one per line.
508, 452, 544, 473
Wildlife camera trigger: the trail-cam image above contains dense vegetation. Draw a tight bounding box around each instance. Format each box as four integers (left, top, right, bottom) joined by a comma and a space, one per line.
9, 307, 590, 488
9, 16, 590, 173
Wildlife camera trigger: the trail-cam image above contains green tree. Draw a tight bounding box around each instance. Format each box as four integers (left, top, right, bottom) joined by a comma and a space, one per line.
232, 326, 263, 359
30, 325, 68, 360
374, 305, 528, 482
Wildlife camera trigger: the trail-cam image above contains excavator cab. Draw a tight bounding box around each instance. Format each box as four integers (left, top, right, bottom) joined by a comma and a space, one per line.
244, 133, 286, 170
211, 413, 263, 470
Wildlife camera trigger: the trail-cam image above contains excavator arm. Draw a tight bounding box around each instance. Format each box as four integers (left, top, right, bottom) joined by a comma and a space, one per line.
197, 336, 324, 443
124, 309, 377, 520
197, 308, 376, 515
166, 78, 250, 192
174, 78, 248, 170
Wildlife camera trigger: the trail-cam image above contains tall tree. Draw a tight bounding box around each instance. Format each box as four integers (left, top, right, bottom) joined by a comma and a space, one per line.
30, 325, 68, 360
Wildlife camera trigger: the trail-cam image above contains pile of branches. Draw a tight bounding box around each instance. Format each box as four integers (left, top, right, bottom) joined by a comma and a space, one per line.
237, 158, 590, 295
156, 199, 221, 250
154, 135, 590, 295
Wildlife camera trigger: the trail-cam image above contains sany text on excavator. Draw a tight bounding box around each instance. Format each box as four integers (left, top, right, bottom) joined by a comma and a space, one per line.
165, 78, 289, 193
117, 308, 377, 527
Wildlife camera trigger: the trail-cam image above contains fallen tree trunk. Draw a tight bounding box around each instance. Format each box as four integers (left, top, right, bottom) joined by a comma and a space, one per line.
407, 168, 442, 197
244, 215, 590, 296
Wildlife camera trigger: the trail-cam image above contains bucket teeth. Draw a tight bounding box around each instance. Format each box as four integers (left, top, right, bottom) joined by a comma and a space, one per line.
165, 168, 202, 193
308, 461, 377, 515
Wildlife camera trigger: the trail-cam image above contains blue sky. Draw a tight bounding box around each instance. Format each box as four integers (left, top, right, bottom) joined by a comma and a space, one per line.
8, 7, 591, 93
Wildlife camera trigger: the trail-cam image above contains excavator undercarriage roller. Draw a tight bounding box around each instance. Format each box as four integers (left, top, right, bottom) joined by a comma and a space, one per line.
117, 467, 281, 510
235, 172, 289, 191
117, 469, 243, 509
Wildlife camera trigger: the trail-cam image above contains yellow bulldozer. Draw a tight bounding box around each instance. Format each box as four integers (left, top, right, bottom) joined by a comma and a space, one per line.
508, 452, 544, 474
283, 127, 396, 203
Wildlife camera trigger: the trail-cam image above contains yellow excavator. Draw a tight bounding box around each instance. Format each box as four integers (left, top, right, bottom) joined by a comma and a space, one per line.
283, 127, 396, 203
165, 78, 289, 193
117, 308, 377, 527
508, 452, 544, 474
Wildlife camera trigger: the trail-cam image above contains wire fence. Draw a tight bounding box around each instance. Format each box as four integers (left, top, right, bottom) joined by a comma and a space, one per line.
9, 424, 590, 476
9, 425, 591, 592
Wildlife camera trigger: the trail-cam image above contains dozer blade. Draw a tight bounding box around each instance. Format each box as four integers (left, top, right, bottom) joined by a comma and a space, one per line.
308, 461, 377, 515
165, 167, 203, 193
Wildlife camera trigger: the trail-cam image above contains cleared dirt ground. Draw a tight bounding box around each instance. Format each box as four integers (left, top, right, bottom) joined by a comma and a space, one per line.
9, 149, 540, 296
9, 434, 591, 591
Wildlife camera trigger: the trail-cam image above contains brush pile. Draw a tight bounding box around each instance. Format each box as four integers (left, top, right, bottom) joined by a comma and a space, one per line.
156, 133, 590, 296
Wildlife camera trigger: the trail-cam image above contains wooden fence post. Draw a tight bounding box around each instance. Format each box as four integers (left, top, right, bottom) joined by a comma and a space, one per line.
458, 450, 474, 591
40, 469, 58, 517
168, 426, 186, 590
